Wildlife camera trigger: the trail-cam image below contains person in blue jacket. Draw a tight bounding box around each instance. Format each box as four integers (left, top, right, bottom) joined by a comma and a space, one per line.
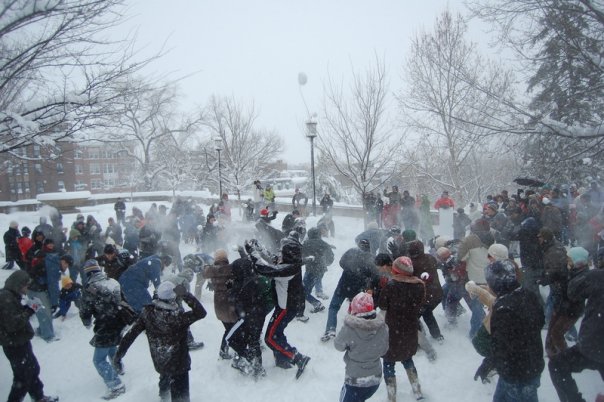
118, 254, 172, 314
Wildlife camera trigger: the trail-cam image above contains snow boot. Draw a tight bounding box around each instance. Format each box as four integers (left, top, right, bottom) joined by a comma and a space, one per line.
293, 353, 310, 379
102, 384, 126, 400
296, 314, 309, 323
37, 397, 59, 402
320, 330, 336, 342
219, 345, 233, 360
405, 368, 424, 400
187, 340, 204, 351
385, 376, 397, 402
231, 356, 253, 376
316, 292, 329, 300
310, 304, 325, 313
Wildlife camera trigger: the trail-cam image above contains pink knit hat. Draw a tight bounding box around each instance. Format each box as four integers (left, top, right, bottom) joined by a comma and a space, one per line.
392, 256, 414, 275
349, 292, 375, 316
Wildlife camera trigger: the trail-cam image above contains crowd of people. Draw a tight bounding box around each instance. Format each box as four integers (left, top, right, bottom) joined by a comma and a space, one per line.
1, 179, 603, 402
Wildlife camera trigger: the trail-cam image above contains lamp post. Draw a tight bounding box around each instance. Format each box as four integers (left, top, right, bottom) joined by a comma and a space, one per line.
214, 137, 223, 198
305, 119, 318, 216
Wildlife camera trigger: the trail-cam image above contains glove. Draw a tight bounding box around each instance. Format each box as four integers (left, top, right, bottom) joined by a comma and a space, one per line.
474, 358, 494, 384
174, 284, 188, 297
420, 272, 430, 281
387, 241, 397, 256
51, 306, 58, 314
25, 296, 44, 313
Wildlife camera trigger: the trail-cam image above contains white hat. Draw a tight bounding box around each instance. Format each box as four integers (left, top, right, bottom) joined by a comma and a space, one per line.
157, 281, 176, 300
488, 243, 509, 261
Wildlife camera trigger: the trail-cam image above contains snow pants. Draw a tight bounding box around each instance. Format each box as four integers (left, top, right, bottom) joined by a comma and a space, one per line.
3, 342, 45, 402
159, 371, 190, 402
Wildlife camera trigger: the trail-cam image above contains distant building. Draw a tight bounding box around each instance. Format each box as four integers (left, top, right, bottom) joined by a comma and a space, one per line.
0, 141, 137, 201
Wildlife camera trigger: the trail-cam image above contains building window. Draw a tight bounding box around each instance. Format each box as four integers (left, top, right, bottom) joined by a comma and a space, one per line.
88, 149, 100, 159
33, 145, 40, 158
22, 162, 28, 175
24, 182, 30, 194
56, 162, 64, 174
34, 163, 42, 174
103, 164, 115, 174
75, 180, 87, 191
16, 182, 23, 194
74, 149, 83, 159
91, 179, 103, 190
75, 164, 83, 175
90, 163, 100, 175
36, 181, 44, 193
14, 165, 21, 175
57, 180, 65, 191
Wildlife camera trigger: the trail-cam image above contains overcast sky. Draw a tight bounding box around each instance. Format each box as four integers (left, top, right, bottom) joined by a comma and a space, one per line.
122, 1, 477, 164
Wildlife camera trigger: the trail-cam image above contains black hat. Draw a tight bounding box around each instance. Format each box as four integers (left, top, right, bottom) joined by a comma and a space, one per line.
60, 254, 74, 266
104, 244, 116, 254
21, 226, 31, 235
357, 239, 371, 252
485, 260, 519, 295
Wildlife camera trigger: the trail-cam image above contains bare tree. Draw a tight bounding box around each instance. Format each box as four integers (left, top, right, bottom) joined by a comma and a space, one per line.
319, 58, 401, 200
0, 0, 154, 156
201, 95, 283, 199
103, 78, 201, 191
399, 10, 513, 203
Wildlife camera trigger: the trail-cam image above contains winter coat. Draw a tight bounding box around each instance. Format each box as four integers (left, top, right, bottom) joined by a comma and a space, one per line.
453, 213, 471, 240
334, 313, 389, 387
203, 259, 238, 323
490, 286, 544, 383
106, 223, 123, 246
514, 218, 543, 271
338, 247, 380, 300
281, 213, 297, 234
96, 255, 127, 281
434, 197, 454, 209
252, 254, 305, 313
292, 192, 308, 208
123, 223, 139, 254
79, 272, 128, 348
119, 255, 162, 313
3, 227, 21, 261
17, 237, 32, 263
541, 205, 563, 234
45, 251, 61, 308
255, 220, 285, 254
116, 293, 206, 376
541, 239, 572, 313
138, 225, 160, 257
378, 274, 425, 362
568, 268, 604, 363
302, 228, 334, 276
34, 223, 53, 239
230, 257, 268, 317
0, 270, 35, 347
409, 246, 443, 309
458, 232, 493, 284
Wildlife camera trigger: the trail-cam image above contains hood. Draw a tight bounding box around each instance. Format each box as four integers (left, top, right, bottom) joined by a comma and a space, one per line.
4, 270, 31, 294
408, 240, 425, 258
343, 312, 385, 340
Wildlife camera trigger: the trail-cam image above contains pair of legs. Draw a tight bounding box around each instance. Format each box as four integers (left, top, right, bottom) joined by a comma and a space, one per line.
493, 375, 540, 402
549, 345, 604, 402
545, 312, 578, 358
3, 342, 45, 402
302, 270, 324, 310
339, 384, 379, 402
159, 372, 189, 402
420, 303, 443, 340
265, 306, 298, 364
93, 346, 122, 391
225, 311, 265, 371
27, 290, 55, 341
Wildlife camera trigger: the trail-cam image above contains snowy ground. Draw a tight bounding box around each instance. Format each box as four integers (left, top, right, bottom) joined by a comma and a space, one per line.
0, 202, 601, 401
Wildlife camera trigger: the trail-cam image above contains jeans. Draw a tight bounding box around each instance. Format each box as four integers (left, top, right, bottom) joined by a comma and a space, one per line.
93, 347, 121, 389
468, 294, 485, 339
325, 281, 348, 333
3, 342, 45, 402
339, 384, 380, 402
303, 271, 322, 307
493, 376, 540, 402
27, 290, 55, 341
549, 345, 604, 402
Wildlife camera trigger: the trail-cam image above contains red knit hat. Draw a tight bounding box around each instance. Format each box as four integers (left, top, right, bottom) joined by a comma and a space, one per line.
349, 292, 374, 316
392, 256, 413, 275
260, 208, 269, 217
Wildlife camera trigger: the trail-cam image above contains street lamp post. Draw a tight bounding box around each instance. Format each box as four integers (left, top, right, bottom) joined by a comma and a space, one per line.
305, 119, 318, 216
214, 137, 223, 198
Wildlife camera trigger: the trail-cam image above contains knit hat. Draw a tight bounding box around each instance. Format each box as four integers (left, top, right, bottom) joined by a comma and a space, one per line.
76, 213, 85, 222
83, 259, 101, 275
392, 256, 414, 275
157, 281, 176, 300
485, 260, 518, 295
488, 244, 509, 261
357, 239, 371, 252
402, 229, 417, 242
61, 275, 73, 289
349, 292, 375, 317
567, 247, 589, 266
260, 208, 269, 217
486, 203, 498, 212
408, 240, 425, 259
9, 221, 18, 229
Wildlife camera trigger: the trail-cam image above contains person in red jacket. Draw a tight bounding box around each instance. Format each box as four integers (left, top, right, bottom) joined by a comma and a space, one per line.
18, 227, 33, 266
434, 191, 455, 210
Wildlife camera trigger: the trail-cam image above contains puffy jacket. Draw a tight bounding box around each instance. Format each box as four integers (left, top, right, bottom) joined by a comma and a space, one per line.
119, 255, 162, 313
338, 247, 379, 299
302, 228, 334, 276
203, 259, 238, 323
3, 227, 21, 261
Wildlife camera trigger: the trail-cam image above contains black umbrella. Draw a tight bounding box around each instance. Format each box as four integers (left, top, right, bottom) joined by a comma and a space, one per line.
513, 177, 545, 187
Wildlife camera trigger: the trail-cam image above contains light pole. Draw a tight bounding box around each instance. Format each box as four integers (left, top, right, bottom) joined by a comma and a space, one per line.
214, 137, 223, 198
306, 118, 318, 216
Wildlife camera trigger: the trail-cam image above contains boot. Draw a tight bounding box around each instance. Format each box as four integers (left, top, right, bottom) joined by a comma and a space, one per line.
385, 376, 397, 402
405, 368, 424, 400
293, 352, 311, 379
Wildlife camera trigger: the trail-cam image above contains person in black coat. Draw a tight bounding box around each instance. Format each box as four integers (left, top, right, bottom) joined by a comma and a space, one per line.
321, 239, 379, 341
512, 216, 543, 300
0, 270, 58, 402
247, 236, 311, 377
487, 260, 544, 401
114, 281, 207, 402
255, 212, 285, 254
281, 210, 300, 234
79, 263, 128, 399
114, 198, 126, 225
319, 193, 334, 214
3, 221, 22, 270
549, 254, 604, 402
301, 227, 335, 312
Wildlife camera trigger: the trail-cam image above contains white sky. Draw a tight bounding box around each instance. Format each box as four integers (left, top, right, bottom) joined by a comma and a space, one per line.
121, 1, 478, 164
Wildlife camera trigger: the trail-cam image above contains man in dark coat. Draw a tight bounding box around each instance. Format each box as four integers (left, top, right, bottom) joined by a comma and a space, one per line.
512, 217, 543, 300
0, 270, 58, 402
301, 227, 335, 311
255, 210, 284, 254
488, 260, 544, 401
281, 209, 300, 234
114, 198, 126, 225
549, 253, 604, 402
3, 221, 22, 270
114, 281, 206, 402
96, 244, 127, 281
79, 261, 128, 400
321, 239, 379, 342
247, 235, 311, 378
118, 254, 170, 314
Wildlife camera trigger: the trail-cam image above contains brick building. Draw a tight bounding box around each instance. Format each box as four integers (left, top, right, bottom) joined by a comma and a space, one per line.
0, 141, 137, 201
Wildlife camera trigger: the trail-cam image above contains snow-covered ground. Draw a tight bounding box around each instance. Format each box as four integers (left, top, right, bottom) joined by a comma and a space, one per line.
0, 202, 601, 401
